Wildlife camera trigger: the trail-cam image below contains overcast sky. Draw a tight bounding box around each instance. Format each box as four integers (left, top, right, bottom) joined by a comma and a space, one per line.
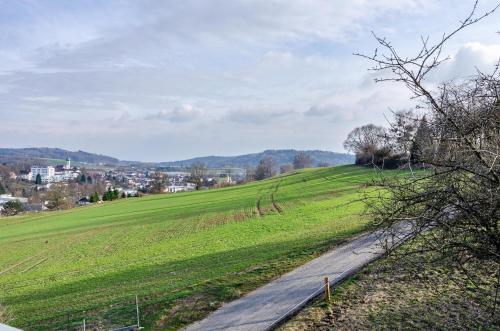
1, 0, 499, 161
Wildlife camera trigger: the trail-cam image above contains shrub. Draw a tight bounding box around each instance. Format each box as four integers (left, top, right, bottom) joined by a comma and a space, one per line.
1, 200, 24, 216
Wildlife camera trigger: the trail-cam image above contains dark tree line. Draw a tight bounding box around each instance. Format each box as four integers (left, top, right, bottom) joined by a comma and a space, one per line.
78, 174, 93, 184
102, 188, 120, 201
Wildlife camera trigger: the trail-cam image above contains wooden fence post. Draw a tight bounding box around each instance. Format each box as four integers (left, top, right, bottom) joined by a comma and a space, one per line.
324, 277, 331, 302
136, 295, 140, 329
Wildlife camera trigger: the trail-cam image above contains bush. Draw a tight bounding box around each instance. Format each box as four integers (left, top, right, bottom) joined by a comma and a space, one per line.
1, 200, 24, 216
355, 149, 404, 169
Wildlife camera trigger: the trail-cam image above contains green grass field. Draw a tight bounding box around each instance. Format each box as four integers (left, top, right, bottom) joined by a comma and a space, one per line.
0, 165, 383, 330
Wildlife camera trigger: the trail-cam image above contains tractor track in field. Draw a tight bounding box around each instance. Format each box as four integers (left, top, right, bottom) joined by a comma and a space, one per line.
0, 229, 91, 278
270, 181, 283, 214
256, 196, 264, 217
21, 258, 49, 273
256, 181, 283, 217
0, 252, 44, 276
255, 188, 265, 217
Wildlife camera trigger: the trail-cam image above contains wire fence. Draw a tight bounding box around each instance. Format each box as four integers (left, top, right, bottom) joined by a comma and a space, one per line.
19, 226, 413, 331
22, 295, 141, 331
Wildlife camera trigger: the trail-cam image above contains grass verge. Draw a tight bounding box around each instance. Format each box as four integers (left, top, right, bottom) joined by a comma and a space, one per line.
281, 236, 499, 330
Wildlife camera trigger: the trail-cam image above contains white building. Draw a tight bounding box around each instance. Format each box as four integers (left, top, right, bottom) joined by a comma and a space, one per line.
31, 166, 55, 182
28, 157, 79, 183
123, 189, 138, 196
53, 171, 79, 182
165, 183, 196, 193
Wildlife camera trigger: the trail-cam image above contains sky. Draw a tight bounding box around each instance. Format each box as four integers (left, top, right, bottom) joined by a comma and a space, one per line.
0, 0, 499, 162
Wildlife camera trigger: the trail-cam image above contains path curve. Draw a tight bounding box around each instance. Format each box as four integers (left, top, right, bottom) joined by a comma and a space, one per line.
184, 222, 412, 331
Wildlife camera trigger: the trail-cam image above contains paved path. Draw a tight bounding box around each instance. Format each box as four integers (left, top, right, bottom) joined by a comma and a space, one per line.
184, 223, 412, 331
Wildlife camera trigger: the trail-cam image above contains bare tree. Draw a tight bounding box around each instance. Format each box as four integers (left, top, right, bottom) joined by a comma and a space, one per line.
150, 172, 167, 194
387, 110, 418, 160
46, 184, 72, 209
343, 124, 389, 166
357, 1, 500, 313
255, 157, 277, 180
189, 161, 207, 190
293, 152, 313, 169
244, 165, 256, 182
280, 163, 294, 174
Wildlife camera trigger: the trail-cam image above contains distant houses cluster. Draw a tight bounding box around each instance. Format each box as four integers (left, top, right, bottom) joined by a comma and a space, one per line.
0, 156, 243, 217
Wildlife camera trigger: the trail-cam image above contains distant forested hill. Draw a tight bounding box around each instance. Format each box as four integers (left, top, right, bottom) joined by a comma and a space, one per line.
0, 148, 354, 168
161, 149, 354, 168
0, 148, 119, 164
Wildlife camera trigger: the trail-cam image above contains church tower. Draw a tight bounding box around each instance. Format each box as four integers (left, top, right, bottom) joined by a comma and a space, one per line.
64, 157, 71, 170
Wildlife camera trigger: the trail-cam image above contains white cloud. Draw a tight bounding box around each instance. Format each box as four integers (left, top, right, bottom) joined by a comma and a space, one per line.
0, 0, 499, 161
145, 104, 201, 123
0, 0, 438, 73
434, 42, 500, 80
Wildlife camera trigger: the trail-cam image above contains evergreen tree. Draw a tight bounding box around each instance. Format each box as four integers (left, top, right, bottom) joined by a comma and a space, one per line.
121, 191, 126, 199
89, 192, 99, 203
79, 174, 87, 183
86, 175, 92, 184
35, 174, 42, 185
410, 116, 433, 164
102, 188, 119, 201
0, 182, 5, 194
103, 188, 112, 201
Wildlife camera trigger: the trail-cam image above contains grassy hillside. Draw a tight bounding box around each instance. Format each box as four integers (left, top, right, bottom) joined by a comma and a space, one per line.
0, 165, 383, 330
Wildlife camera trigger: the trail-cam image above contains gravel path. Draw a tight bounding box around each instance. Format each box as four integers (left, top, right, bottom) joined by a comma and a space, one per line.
184, 223, 411, 331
